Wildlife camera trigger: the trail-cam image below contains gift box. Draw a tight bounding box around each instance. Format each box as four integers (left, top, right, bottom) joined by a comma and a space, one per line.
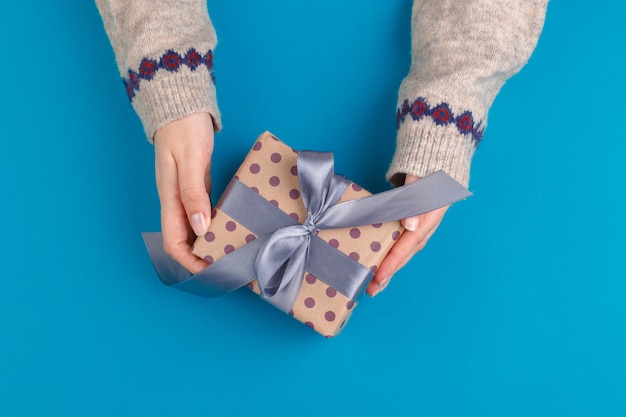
191, 132, 404, 337
143, 131, 470, 338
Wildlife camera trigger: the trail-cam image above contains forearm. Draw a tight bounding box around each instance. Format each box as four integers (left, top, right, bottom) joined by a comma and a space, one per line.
388, 0, 548, 187
95, 0, 221, 140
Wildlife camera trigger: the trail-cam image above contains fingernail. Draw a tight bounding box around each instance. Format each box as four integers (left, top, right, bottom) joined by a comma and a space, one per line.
404, 217, 419, 232
371, 277, 390, 297
190, 212, 208, 236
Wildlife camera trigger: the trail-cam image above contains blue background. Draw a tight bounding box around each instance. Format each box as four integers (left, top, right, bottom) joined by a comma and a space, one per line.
1, 1, 625, 416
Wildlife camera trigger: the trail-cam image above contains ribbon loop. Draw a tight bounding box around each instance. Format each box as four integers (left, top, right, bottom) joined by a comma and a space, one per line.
297, 151, 342, 222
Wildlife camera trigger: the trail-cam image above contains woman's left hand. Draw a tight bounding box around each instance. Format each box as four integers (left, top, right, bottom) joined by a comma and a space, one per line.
366, 174, 449, 297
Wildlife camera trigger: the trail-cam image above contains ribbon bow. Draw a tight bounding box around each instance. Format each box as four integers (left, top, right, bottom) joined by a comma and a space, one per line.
143, 150, 471, 313
254, 151, 351, 309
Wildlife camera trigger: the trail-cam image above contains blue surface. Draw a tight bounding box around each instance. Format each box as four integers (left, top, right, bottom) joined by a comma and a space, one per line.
1, 1, 625, 416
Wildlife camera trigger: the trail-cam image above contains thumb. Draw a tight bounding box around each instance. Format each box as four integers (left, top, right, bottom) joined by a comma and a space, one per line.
401, 173, 421, 231
178, 157, 212, 237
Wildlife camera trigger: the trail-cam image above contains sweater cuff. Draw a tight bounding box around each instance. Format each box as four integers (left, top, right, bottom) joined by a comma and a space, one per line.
387, 118, 477, 188
130, 65, 221, 142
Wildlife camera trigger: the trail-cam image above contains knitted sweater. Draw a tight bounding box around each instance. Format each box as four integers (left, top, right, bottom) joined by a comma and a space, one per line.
96, 0, 547, 187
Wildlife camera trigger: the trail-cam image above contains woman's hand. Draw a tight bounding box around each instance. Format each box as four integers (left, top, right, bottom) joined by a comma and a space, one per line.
154, 112, 215, 274
366, 174, 449, 297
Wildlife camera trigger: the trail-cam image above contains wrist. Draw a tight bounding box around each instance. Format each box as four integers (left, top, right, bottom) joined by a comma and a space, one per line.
154, 112, 215, 152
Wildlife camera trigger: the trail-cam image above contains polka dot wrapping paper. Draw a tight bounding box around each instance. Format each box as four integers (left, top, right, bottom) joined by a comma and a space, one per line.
192, 132, 404, 337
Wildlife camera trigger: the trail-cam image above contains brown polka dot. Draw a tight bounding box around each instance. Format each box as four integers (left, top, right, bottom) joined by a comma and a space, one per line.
325, 311, 336, 322
269, 176, 280, 186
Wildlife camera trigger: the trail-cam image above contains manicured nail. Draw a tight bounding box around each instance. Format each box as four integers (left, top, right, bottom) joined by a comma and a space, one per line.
190, 212, 208, 236
404, 217, 419, 232
371, 277, 390, 297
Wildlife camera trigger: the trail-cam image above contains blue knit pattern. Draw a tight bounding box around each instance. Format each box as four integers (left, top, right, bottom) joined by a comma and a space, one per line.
122, 48, 215, 100
396, 98, 484, 145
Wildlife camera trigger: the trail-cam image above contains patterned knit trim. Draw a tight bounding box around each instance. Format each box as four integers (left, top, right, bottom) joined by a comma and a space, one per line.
122, 48, 215, 100
396, 98, 484, 145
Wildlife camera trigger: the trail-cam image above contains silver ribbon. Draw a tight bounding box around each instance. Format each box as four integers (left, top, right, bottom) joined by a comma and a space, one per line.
143, 150, 471, 313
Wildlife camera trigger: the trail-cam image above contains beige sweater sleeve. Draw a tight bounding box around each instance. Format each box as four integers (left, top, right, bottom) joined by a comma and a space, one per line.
388, 0, 548, 187
95, 0, 221, 141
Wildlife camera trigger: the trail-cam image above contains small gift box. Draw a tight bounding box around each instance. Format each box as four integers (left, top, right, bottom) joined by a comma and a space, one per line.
192, 132, 404, 337
143, 131, 470, 338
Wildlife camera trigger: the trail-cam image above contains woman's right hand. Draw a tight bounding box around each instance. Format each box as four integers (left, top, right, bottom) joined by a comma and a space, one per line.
154, 112, 215, 274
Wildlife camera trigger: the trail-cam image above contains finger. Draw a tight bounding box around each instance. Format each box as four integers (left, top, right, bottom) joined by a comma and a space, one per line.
366, 226, 437, 297
366, 172, 452, 297
156, 149, 209, 274
373, 173, 423, 286
366, 229, 420, 297
156, 113, 214, 238
373, 204, 446, 279
367, 207, 447, 297
408, 206, 448, 247
401, 174, 421, 232
179, 163, 212, 237
387, 222, 440, 276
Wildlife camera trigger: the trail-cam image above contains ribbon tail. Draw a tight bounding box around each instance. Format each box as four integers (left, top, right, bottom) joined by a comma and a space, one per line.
277, 241, 309, 295
142, 232, 193, 286
142, 232, 264, 298
262, 274, 306, 314
259, 254, 308, 314
316, 171, 471, 229
263, 240, 311, 313
254, 227, 311, 313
